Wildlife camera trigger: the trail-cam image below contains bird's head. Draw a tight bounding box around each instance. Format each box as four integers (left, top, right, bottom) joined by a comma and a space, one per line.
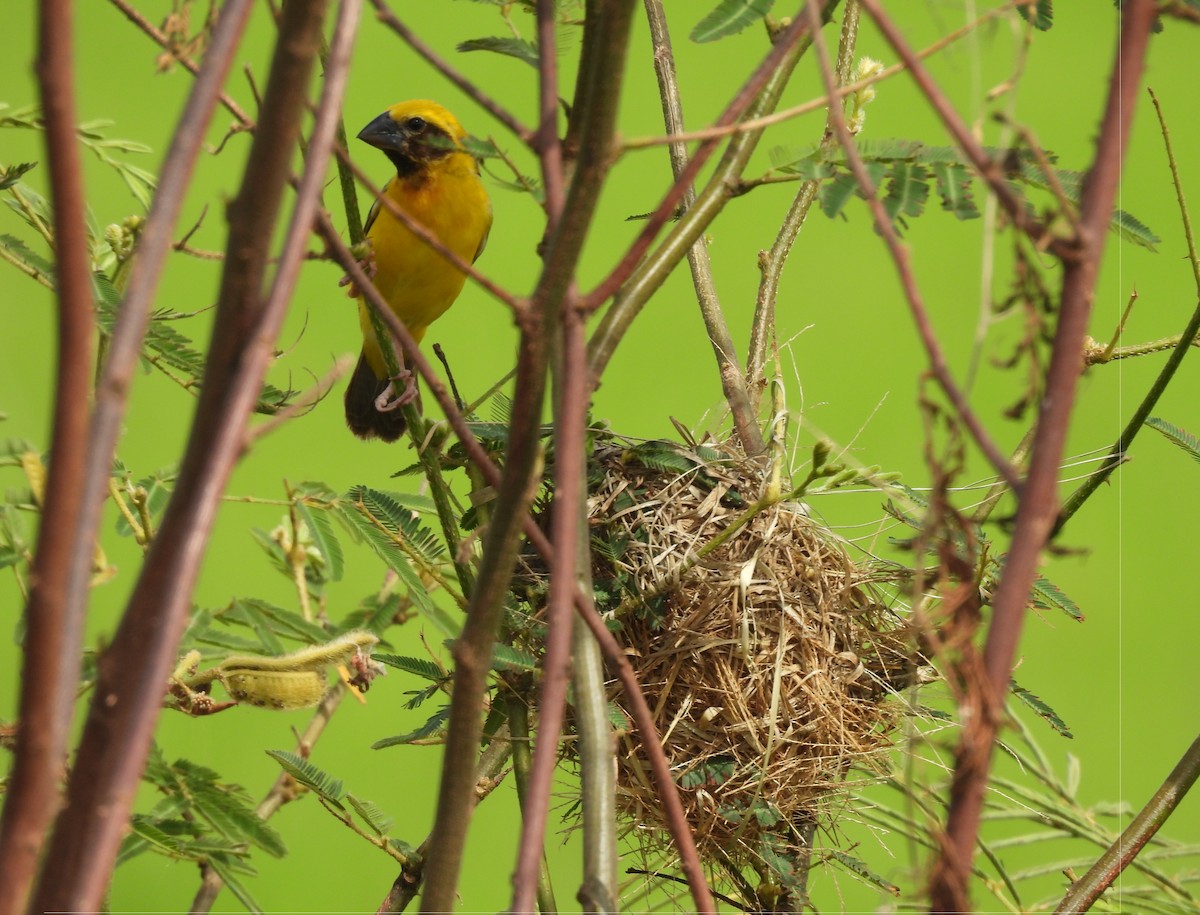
357, 99, 472, 179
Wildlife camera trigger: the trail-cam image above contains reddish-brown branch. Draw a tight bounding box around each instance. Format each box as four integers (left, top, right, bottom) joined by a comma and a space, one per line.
510, 297, 587, 914
27, 3, 333, 910
508, 4, 581, 909
803, 0, 1021, 494
367, 0, 533, 144
0, 4, 96, 911
928, 2, 1159, 909
536, 0, 566, 224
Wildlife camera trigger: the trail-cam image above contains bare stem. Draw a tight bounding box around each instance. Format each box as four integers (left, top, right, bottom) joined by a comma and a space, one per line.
28, 4, 333, 910
587, 6, 824, 378
802, 0, 1021, 494
1055, 732, 1200, 914
583, 5, 825, 315
1058, 87, 1200, 531
418, 4, 638, 911
642, 0, 763, 455
927, 2, 1159, 908
367, 0, 532, 144
747, 0, 861, 409
0, 2, 99, 910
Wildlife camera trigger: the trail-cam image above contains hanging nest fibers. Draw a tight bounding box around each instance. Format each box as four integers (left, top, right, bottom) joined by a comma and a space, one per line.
514, 435, 919, 875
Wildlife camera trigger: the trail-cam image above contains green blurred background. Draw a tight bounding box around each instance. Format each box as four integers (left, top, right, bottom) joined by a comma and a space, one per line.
2, 2, 1198, 912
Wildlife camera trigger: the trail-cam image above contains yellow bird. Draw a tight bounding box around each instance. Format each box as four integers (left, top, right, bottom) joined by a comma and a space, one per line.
344, 100, 492, 441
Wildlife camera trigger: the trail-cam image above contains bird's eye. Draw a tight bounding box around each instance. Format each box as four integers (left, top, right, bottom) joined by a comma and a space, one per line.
405, 116, 426, 133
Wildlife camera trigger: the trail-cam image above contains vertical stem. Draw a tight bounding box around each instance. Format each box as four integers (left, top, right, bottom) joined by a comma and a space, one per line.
642, 0, 763, 454
1057, 88, 1200, 531
0, 3, 95, 911
508, 692, 560, 915
420, 5, 637, 910
748, 1, 859, 408
27, 2, 332, 909
928, 1, 1158, 908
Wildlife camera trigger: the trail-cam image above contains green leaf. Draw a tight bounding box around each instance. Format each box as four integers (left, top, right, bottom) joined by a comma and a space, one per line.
205, 853, 264, 914
882, 162, 930, 221
680, 755, 736, 789
1015, 0, 1054, 30
1011, 679, 1073, 738
180, 770, 287, 858
931, 161, 980, 220
375, 653, 446, 682
1111, 206, 1160, 251
490, 642, 538, 672
828, 848, 902, 895
756, 838, 805, 890
457, 36, 538, 68
220, 597, 331, 649
818, 171, 861, 219
691, 0, 775, 43
621, 440, 699, 475
372, 706, 451, 748
346, 486, 444, 563
1029, 574, 1084, 622
346, 793, 394, 836
122, 815, 190, 861
0, 232, 55, 279
296, 499, 345, 583
265, 750, 345, 804
339, 486, 456, 630
1145, 416, 1200, 465
0, 162, 36, 189
338, 591, 404, 635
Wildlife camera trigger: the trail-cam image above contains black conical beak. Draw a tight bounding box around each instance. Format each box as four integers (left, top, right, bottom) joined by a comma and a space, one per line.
357, 111, 404, 153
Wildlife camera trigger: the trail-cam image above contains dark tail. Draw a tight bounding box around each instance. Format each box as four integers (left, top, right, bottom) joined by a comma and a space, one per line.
344, 352, 408, 442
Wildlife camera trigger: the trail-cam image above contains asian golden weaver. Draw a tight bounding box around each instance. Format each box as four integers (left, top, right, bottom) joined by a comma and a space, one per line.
344, 100, 492, 441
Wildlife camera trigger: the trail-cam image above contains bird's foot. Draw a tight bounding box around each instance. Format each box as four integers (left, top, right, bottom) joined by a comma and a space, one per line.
374, 370, 419, 413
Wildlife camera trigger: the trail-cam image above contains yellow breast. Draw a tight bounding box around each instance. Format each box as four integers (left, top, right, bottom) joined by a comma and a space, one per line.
358, 154, 492, 378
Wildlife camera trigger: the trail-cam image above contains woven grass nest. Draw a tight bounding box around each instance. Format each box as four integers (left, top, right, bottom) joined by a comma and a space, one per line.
522, 436, 918, 870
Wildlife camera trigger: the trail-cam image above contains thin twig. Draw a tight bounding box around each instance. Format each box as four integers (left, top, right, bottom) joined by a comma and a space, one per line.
587, 7, 823, 379
1058, 87, 1200, 530
107, 0, 255, 126
366, 0, 532, 144
511, 0, 610, 907
0, 2, 98, 911
28, 4, 333, 911
374, 731, 515, 914
747, 0, 861, 411
928, 2, 1159, 909
1085, 331, 1200, 364
1055, 732, 1200, 914
858, 0, 1075, 262
802, 0, 1021, 494
507, 692, 560, 915
620, 2, 1012, 155
582, 6, 821, 314
246, 355, 356, 443
642, 0, 763, 455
